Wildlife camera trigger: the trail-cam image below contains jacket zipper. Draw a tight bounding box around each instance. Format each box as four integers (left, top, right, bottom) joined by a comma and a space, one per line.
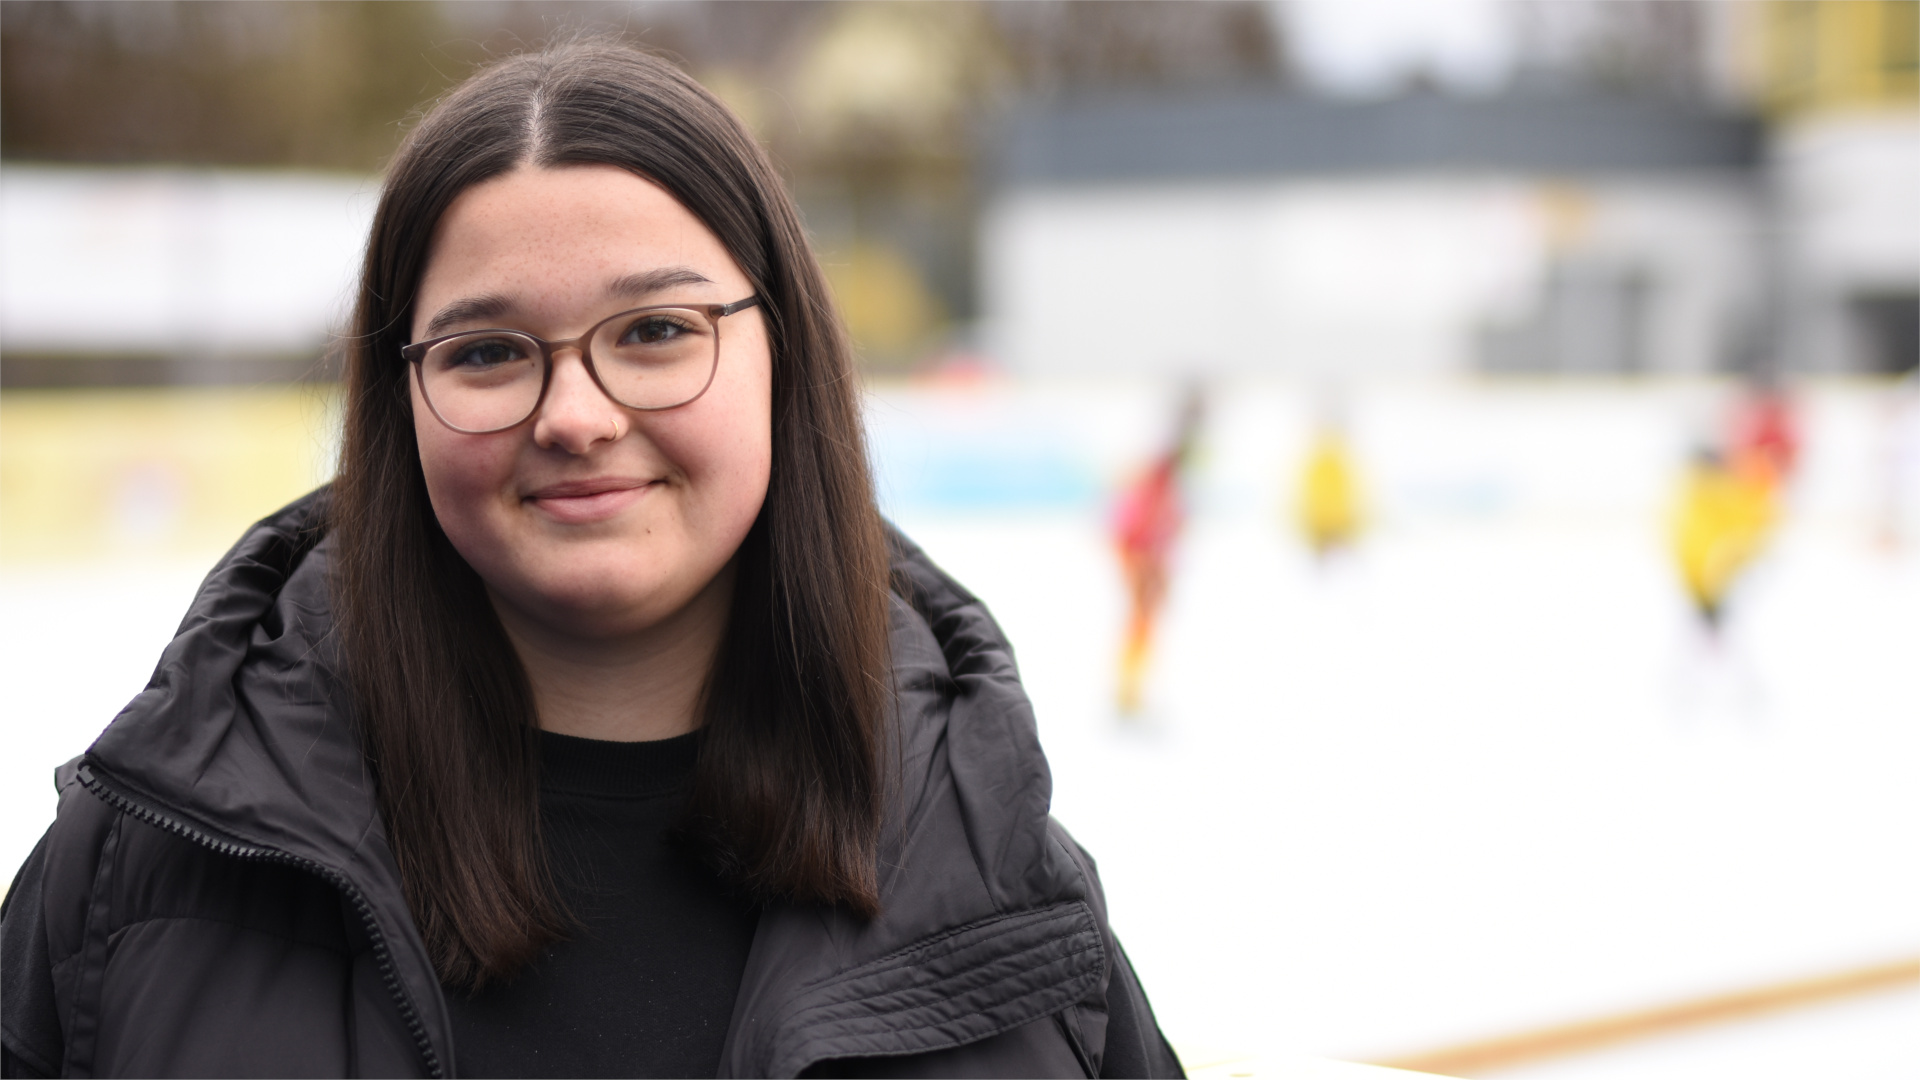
76, 762, 445, 1079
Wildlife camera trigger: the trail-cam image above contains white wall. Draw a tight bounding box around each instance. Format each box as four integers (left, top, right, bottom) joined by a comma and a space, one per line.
1542, 175, 1764, 374
981, 172, 1760, 377
1773, 111, 1920, 373
1777, 111, 1920, 292
0, 167, 378, 356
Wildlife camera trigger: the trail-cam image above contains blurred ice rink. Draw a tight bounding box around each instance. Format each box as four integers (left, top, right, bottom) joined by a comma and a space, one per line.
873, 376, 1920, 1075
4, 376, 1916, 1076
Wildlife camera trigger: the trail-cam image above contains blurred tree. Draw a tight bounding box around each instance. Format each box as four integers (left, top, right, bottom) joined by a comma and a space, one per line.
771, 1, 1289, 366
776, 3, 997, 366
992, 0, 1288, 94
1, 1, 474, 169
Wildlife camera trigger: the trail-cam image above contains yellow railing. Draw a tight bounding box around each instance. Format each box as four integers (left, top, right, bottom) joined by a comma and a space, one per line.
0, 385, 340, 563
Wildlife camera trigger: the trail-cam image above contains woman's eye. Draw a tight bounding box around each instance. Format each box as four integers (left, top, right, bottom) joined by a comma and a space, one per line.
620, 315, 694, 346
447, 338, 525, 368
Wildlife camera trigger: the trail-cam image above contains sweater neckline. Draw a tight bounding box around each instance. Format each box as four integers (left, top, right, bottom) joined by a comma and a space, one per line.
537, 728, 700, 798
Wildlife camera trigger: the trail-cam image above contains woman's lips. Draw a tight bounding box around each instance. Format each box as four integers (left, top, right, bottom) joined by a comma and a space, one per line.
525, 479, 656, 524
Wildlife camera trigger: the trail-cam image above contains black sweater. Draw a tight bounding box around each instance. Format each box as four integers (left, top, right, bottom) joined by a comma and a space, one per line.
446, 730, 758, 1078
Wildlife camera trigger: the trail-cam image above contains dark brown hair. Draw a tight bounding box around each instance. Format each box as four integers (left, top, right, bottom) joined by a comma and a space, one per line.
329, 40, 892, 991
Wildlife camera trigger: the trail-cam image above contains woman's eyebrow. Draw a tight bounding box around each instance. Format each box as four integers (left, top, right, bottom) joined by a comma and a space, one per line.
422, 294, 513, 338
605, 266, 715, 303
420, 267, 714, 339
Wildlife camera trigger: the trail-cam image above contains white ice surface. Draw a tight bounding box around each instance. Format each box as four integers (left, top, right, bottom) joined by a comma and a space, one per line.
2, 561, 212, 850
888, 510, 1918, 1076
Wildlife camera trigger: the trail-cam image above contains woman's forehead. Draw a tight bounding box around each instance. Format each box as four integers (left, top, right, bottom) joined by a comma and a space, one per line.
414, 165, 748, 331
428, 165, 729, 272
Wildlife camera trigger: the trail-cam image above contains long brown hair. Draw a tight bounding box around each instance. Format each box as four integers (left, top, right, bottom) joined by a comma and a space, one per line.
329, 40, 892, 992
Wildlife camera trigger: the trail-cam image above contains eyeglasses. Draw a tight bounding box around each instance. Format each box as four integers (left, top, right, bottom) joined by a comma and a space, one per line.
401, 296, 762, 434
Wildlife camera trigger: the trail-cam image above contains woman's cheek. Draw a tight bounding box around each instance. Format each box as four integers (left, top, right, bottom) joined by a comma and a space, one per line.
733, 435, 773, 533
714, 352, 774, 532
653, 392, 770, 525
416, 424, 517, 567
707, 416, 772, 540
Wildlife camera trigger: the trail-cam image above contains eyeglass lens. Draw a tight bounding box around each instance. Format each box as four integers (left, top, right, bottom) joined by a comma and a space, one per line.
417, 307, 720, 433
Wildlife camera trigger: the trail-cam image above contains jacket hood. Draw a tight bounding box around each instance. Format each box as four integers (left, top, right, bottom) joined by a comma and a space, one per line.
81, 489, 1109, 1078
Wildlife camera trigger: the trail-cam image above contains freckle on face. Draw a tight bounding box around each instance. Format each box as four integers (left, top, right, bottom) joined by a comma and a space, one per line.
408, 164, 772, 642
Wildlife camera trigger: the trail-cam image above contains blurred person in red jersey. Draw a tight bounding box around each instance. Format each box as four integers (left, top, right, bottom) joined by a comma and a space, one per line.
1112, 386, 1204, 716
1727, 374, 1800, 490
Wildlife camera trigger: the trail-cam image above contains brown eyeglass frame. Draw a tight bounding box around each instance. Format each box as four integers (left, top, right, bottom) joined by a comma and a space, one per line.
400, 295, 763, 434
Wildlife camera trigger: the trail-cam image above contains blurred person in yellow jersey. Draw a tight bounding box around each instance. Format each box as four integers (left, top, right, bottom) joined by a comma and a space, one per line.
1296, 421, 1364, 563
1671, 379, 1800, 635
1112, 387, 1204, 716
1671, 443, 1777, 635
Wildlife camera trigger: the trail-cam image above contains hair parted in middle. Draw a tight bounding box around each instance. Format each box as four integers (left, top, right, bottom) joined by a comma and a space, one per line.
328, 38, 894, 992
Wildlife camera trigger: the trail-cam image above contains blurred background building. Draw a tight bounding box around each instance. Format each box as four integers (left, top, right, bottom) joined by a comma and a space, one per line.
3, 3, 1917, 1078
4, 1, 1914, 380
986, 93, 1767, 377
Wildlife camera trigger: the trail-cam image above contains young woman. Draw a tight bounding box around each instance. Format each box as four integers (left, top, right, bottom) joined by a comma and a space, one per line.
0, 41, 1181, 1079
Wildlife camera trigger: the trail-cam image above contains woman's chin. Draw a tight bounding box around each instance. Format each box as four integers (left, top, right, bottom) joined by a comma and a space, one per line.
496, 567, 697, 640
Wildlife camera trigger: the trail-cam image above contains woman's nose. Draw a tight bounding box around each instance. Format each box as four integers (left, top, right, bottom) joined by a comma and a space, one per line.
531, 350, 626, 453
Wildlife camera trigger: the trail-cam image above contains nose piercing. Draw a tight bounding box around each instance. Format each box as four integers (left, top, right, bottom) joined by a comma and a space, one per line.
606, 419, 619, 441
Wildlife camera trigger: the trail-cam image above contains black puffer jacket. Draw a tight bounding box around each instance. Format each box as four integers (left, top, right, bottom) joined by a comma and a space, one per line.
1, 490, 1181, 1079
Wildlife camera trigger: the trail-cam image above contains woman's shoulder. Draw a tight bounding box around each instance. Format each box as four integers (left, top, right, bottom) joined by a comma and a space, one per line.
75, 486, 377, 886
3, 765, 394, 1080
884, 526, 1049, 797
729, 528, 1145, 1077
880, 523, 1079, 912
885, 524, 1018, 682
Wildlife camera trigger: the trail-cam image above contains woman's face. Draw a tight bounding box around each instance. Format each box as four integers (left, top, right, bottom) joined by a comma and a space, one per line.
409, 164, 772, 642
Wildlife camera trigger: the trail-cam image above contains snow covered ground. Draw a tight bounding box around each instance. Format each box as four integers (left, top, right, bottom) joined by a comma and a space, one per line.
4, 377, 1915, 1077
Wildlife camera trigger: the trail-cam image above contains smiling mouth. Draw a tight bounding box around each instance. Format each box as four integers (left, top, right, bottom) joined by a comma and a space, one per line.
525, 478, 658, 523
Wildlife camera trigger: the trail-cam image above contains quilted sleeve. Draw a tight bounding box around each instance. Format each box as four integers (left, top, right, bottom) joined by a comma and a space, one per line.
1, 831, 63, 1079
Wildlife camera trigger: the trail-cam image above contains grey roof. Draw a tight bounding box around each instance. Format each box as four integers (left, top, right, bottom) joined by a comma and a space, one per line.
991, 92, 1764, 186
